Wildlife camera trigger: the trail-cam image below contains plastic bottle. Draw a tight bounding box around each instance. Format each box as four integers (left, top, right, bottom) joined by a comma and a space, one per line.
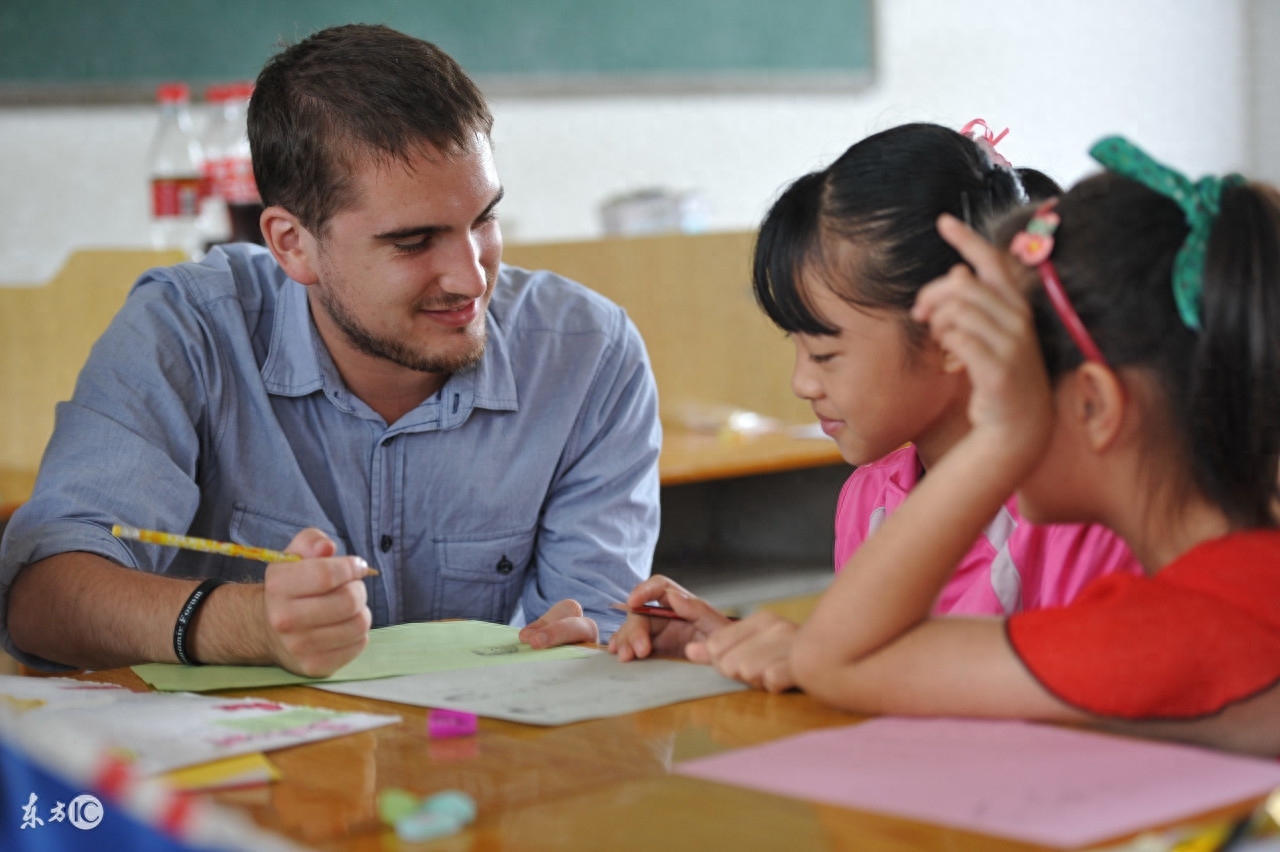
200, 81, 264, 250
196, 84, 232, 249
148, 82, 204, 258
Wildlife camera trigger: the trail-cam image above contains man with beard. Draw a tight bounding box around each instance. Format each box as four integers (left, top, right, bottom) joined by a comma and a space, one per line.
0, 25, 660, 676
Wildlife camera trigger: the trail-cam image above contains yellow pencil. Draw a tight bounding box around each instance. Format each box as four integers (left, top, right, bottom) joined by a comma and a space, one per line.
111, 524, 379, 574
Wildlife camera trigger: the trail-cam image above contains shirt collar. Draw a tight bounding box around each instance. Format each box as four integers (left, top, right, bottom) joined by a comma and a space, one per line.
882, 445, 924, 510
260, 277, 518, 415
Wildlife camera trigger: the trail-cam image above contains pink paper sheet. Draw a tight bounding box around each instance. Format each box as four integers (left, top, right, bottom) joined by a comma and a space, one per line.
675, 718, 1280, 848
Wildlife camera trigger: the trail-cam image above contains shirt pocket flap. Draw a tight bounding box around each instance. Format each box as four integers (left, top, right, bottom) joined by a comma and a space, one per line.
229, 503, 351, 557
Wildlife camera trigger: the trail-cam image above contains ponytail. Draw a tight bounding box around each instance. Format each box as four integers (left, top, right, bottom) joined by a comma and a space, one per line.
1194, 183, 1280, 526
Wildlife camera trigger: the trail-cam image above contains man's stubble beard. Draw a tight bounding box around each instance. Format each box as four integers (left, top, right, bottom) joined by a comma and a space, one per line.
313, 280, 489, 375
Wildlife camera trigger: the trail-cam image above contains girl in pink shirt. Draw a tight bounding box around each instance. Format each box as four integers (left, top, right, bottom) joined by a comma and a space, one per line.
835, 446, 1135, 614
606, 122, 1139, 691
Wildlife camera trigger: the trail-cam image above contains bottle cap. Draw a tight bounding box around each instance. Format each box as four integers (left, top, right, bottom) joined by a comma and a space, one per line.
156, 82, 190, 104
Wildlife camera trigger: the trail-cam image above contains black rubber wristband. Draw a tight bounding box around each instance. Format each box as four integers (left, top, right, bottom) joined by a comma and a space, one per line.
173, 578, 229, 666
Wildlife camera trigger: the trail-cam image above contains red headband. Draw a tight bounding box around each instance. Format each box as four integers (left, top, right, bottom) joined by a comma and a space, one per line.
1009, 199, 1108, 366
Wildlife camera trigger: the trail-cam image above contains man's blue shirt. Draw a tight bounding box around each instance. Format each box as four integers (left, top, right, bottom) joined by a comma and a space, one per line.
0, 244, 661, 668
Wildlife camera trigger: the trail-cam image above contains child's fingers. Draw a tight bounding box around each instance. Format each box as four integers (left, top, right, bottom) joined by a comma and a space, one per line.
920, 272, 1029, 346
936, 214, 1022, 296
926, 289, 1025, 365
624, 574, 691, 608
608, 616, 654, 662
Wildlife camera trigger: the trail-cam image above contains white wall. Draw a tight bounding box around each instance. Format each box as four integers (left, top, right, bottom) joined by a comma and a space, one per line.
0, 0, 1249, 284
1247, 0, 1280, 185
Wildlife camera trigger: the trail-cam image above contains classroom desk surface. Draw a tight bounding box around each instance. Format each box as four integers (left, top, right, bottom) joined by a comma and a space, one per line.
72, 667, 1256, 852
658, 429, 844, 486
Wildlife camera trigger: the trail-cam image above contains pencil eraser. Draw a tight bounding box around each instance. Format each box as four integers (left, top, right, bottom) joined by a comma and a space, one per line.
427, 708, 478, 739
422, 789, 477, 826
395, 811, 462, 842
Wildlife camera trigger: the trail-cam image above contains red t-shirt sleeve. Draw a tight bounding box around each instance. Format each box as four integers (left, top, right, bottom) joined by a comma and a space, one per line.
1007, 532, 1280, 720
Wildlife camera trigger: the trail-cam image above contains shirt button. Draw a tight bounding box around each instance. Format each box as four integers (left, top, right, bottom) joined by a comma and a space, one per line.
380, 535, 393, 553
381, 435, 396, 447
496, 556, 513, 575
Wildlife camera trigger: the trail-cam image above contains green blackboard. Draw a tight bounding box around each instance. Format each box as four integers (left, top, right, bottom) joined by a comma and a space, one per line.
0, 0, 873, 103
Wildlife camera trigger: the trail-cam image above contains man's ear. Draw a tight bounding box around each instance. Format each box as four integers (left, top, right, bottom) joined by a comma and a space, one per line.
260, 206, 320, 285
1072, 363, 1127, 452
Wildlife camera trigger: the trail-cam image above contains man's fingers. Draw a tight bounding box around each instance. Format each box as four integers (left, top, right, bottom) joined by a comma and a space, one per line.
284, 527, 338, 559
265, 556, 371, 598
520, 598, 584, 635
523, 615, 598, 649
285, 632, 370, 678
273, 610, 372, 677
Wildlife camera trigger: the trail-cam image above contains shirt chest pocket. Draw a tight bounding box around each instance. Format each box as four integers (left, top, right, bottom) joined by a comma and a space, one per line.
229, 503, 352, 581
426, 526, 536, 623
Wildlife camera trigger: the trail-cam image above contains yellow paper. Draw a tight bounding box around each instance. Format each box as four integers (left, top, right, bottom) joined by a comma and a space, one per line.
163, 753, 280, 791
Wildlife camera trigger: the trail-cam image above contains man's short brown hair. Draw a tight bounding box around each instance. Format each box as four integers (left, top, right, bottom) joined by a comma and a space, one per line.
249, 24, 494, 234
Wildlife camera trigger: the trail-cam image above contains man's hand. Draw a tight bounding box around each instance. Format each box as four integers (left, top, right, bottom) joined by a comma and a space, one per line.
607, 575, 733, 662
260, 528, 373, 677
686, 610, 799, 693
519, 599, 599, 649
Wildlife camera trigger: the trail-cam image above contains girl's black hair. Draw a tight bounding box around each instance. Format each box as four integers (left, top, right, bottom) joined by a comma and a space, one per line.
1017, 167, 1064, 202
753, 123, 1032, 342
1000, 173, 1280, 529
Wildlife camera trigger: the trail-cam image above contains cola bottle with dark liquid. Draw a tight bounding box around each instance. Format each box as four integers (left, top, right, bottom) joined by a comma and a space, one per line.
201, 82, 265, 251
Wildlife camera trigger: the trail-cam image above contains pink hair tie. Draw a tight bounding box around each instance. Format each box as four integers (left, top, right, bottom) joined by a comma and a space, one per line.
960, 118, 1013, 170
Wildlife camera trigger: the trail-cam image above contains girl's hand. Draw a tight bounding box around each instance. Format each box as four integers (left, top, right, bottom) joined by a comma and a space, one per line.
687, 610, 799, 693
912, 214, 1054, 471
607, 575, 733, 662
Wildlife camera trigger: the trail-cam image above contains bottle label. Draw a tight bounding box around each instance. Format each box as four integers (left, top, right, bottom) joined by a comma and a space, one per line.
152, 177, 203, 218
204, 157, 261, 205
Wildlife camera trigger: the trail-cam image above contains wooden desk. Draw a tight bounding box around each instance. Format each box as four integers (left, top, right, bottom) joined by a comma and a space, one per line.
73, 668, 1256, 852
659, 430, 842, 486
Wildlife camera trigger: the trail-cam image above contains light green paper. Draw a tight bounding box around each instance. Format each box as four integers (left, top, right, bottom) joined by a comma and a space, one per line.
214, 707, 340, 733
133, 620, 595, 692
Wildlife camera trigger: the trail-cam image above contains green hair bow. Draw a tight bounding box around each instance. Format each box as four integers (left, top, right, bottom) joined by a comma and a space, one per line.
1088, 136, 1244, 331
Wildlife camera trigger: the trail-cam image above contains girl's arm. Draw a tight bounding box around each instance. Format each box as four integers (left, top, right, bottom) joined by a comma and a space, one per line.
791, 216, 1080, 720
1103, 685, 1280, 757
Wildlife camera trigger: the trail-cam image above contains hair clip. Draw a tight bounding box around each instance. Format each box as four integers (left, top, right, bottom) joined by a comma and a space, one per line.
1012, 199, 1108, 366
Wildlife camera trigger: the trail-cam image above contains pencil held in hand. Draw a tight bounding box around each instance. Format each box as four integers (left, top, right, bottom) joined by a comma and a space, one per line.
610, 602, 684, 619
111, 524, 378, 574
